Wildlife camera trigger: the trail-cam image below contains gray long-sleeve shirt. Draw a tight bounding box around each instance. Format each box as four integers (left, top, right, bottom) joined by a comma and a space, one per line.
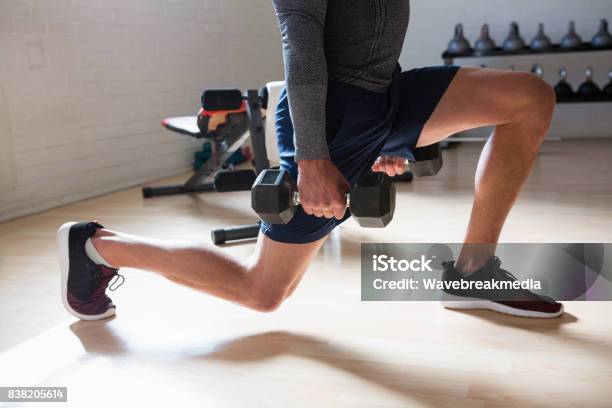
272, 0, 410, 161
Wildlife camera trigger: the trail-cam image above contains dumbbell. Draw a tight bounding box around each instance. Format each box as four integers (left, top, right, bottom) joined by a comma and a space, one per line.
251, 169, 395, 228
377, 143, 443, 177
410, 143, 443, 177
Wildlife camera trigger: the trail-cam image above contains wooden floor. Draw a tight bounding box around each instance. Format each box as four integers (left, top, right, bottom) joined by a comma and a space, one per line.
1, 140, 612, 408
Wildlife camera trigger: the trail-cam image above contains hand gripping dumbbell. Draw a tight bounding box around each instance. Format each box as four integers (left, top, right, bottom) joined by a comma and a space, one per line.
251, 169, 396, 228
383, 143, 444, 178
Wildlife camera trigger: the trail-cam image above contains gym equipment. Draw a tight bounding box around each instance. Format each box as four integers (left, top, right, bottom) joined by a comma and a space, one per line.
502, 22, 526, 52
211, 223, 262, 247
377, 143, 444, 178
592, 19, 612, 48
194, 147, 211, 163
447, 23, 471, 55
143, 89, 269, 199
143, 169, 256, 198
202, 89, 242, 111
577, 67, 602, 97
603, 70, 612, 96
258, 86, 269, 109
410, 143, 443, 177
474, 24, 496, 56
251, 169, 396, 228
554, 68, 574, 98
561, 21, 583, 50
531, 63, 544, 79
530, 23, 552, 52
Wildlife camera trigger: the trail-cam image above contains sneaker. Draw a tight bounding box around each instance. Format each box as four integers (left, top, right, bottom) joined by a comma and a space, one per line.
441, 257, 564, 318
57, 221, 123, 320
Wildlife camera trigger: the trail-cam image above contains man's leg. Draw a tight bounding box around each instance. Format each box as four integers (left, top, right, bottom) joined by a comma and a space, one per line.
416, 67, 556, 272
91, 230, 324, 312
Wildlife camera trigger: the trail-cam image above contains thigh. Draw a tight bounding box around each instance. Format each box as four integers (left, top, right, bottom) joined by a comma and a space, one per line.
417, 67, 536, 147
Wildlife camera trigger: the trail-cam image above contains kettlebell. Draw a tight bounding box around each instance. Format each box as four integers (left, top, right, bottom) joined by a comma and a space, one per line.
554, 68, 574, 98
502, 22, 526, 52
530, 23, 552, 51
447, 23, 471, 55
474, 24, 496, 56
531, 63, 544, 79
603, 70, 612, 96
561, 21, 583, 50
578, 67, 601, 97
592, 19, 612, 48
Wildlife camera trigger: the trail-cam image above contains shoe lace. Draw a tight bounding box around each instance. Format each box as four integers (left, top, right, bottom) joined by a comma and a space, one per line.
489, 256, 518, 282
91, 270, 125, 300
109, 273, 125, 291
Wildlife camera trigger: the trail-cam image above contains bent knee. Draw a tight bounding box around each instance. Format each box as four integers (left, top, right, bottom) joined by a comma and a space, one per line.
243, 273, 293, 313
514, 73, 556, 121
249, 289, 286, 313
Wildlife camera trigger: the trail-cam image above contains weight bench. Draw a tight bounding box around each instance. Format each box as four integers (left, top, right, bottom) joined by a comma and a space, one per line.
142, 89, 269, 199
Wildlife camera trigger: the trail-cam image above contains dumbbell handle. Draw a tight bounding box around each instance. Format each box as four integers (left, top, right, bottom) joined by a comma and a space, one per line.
292, 191, 351, 208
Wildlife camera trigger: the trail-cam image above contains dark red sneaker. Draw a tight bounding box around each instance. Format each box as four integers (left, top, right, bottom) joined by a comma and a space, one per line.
442, 257, 564, 318
57, 221, 123, 320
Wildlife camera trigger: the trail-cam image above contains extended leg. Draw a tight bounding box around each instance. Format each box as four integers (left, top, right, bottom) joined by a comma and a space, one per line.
417, 68, 556, 271
91, 230, 324, 312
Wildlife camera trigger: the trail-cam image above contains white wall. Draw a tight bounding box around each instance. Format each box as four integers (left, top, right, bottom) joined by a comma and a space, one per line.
402, 0, 612, 140
1, 0, 611, 222
0, 0, 283, 222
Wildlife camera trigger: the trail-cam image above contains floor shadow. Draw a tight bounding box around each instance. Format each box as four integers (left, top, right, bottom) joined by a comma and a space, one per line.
70, 321, 581, 408
444, 308, 579, 333
69, 317, 129, 355
190, 330, 563, 408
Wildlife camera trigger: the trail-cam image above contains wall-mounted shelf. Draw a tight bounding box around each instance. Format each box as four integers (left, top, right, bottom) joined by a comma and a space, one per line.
442, 42, 612, 64
557, 95, 612, 103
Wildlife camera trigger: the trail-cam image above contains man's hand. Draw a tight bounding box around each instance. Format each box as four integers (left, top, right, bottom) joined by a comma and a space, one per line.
371, 156, 407, 177
297, 160, 350, 220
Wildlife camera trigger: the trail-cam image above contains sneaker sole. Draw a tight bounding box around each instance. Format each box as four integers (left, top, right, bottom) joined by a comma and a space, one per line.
441, 293, 564, 319
57, 222, 116, 321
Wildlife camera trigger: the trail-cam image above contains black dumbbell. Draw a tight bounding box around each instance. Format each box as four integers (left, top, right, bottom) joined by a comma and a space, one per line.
251, 169, 395, 228
410, 143, 443, 177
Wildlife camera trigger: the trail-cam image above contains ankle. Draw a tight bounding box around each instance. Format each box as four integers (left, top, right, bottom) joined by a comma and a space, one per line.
455, 257, 489, 274
88, 234, 116, 268
456, 243, 496, 274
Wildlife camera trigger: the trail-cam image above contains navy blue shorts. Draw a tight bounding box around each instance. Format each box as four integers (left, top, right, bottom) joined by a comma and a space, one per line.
261, 65, 460, 244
